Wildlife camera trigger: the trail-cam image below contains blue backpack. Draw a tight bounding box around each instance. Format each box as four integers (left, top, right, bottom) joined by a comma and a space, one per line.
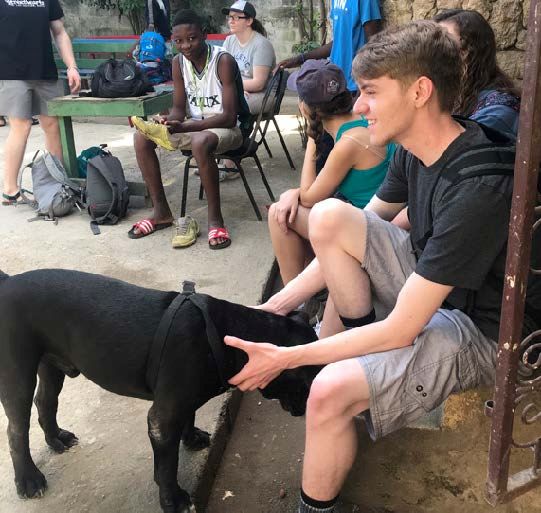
138, 30, 166, 62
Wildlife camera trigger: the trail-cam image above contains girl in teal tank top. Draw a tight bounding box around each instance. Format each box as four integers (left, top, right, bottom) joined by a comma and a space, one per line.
269, 60, 395, 286
335, 119, 396, 208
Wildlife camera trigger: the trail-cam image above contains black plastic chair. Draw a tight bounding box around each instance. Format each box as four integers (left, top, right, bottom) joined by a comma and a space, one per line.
258, 69, 296, 170
180, 71, 287, 221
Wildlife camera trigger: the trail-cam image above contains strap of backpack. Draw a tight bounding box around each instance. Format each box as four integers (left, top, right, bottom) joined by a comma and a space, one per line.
42, 151, 82, 193
91, 182, 119, 225
17, 150, 40, 208
445, 144, 516, 185
88, 158, 120, 234
413, 143, 516, 253
90, 220, 101, 235
414, 143, 516, 316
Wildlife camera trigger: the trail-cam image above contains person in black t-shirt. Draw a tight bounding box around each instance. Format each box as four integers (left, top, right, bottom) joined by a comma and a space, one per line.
219, 21, 525, 513
0, 0, 80, 205
130, 0, 171, 61
145, 0, 171, 40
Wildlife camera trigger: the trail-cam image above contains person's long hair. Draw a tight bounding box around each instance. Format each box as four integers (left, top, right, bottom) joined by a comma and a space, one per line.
249, 18, 267, 37
433, 9, 520, 116
304, 91, 353, 155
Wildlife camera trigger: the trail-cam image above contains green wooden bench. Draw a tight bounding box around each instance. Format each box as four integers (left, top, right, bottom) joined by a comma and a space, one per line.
49, 35, 226, 200
54, 35, 227, 86
47, 92, 172, 205
54, 38, 138, 89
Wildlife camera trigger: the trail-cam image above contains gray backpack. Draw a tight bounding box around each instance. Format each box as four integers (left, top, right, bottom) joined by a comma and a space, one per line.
19, 151, 84, 223
86, 151, 129, 235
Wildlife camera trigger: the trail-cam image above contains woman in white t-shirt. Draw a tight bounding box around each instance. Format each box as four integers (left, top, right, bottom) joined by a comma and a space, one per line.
222, 1, 276, 114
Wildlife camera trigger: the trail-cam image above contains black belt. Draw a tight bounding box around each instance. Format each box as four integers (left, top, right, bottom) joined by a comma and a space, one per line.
146, 281, 229, 393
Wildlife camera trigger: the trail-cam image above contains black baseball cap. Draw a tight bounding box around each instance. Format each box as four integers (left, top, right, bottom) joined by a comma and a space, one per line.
287, 59, 347, 104
222, 1, 257, 19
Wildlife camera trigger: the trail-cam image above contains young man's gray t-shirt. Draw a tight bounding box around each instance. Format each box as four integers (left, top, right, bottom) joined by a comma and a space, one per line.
376, 119, 515, 342
223, 32, 276, 82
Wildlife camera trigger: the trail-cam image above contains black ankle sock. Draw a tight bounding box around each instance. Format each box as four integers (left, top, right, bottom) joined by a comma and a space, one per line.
339, 308, 376, 328
299, 489, 338, 512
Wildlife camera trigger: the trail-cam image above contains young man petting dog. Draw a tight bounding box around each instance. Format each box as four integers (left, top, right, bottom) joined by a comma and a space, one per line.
130, 9, 250, 249
225, 21, 536, 513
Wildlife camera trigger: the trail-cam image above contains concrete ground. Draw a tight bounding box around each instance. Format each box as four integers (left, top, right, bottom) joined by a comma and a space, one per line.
3, 98, 541, 513
208, 390, 541, 513
0, 112, 304, 513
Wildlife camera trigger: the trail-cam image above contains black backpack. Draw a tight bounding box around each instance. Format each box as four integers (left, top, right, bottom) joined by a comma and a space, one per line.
414, 120, 541, 331
86, 151, 129, 235
91, 59, 153, 98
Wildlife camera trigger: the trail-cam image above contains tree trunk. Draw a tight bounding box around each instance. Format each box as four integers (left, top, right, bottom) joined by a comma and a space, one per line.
297, 1, 308, 40
308, 0, 314, 41
319, 0, 327, 44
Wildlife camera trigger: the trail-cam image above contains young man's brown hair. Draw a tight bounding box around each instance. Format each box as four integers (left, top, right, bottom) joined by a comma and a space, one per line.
352, 20, 461, 113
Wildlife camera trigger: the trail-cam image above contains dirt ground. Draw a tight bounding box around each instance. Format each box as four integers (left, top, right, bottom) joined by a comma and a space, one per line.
2, 111, 541, 513
207, 391, 365, 513
0, 114, 304, 513
207, 388, 541, 513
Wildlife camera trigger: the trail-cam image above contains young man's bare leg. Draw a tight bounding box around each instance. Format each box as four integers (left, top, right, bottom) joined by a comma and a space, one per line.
191, 131, 228, 247
300, 359, 370, 509
296, 199, 375, 511
268, 203, 311, 284
132, 132, 174, 233
39, 115, 62, 161
309, 199, 373, 322
3, 117, 32, 197
317, 296, 344, 339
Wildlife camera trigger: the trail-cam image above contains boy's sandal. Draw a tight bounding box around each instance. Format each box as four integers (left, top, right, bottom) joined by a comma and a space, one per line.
127, 219, 173, 239
208, 226, 231, 250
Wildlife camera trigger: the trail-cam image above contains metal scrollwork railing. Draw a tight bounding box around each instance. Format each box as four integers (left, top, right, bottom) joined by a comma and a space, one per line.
484, 0, 541, 505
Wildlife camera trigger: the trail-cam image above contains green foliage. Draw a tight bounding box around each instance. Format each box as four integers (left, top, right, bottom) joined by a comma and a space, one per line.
85, 0, 145, 34
292, 40, 320, 54
86, 0, 218, 35
293, 0, 327, 53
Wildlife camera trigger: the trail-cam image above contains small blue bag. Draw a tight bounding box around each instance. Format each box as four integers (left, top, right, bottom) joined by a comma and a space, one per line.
138, 30, 166, 63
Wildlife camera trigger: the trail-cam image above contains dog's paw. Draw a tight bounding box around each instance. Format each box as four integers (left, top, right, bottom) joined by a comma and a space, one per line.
159, 486, 193, 513
15, 467, 48, 499
46, 429, 78, 453
182, 427, 210, 451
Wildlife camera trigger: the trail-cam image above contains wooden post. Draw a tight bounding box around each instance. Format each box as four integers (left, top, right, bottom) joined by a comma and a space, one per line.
57, 116, 79, 178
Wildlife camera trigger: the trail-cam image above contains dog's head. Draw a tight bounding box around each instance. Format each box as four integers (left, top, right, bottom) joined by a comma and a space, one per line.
258, 310, 321, 416
259, 365, 320, 416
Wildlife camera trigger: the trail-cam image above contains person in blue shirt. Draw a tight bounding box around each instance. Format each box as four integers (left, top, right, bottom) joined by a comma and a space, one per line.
145, 0, 171, 41
276, 0, 382, 93
279, 1, 382, 172
434, 9, 520, 138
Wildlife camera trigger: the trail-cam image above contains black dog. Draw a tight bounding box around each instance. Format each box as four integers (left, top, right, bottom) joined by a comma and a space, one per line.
0, 269, 319, 513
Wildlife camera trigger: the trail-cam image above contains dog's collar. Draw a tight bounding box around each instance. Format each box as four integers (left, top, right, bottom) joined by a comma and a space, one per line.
146, 283, 229, 393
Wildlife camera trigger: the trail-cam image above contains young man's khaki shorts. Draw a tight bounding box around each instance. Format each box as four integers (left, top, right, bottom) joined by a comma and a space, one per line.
0, 80, 64, 118
357, 210, 498, 440
168, 127, 243, 154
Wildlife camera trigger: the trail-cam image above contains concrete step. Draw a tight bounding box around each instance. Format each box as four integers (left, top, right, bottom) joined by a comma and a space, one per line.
343, 388, 541, 513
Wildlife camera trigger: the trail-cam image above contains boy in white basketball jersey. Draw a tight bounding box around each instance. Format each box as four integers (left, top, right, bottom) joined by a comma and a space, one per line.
131, 9, 250, 249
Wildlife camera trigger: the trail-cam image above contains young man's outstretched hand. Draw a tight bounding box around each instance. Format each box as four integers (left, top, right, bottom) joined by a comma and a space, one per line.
224, 336, 290, 391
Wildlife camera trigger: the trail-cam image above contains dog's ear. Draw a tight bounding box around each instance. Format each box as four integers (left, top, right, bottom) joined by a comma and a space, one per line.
287, 310, 310, 325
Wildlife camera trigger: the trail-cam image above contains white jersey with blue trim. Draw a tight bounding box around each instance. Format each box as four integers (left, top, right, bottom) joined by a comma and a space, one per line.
180, 44, 226, 120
